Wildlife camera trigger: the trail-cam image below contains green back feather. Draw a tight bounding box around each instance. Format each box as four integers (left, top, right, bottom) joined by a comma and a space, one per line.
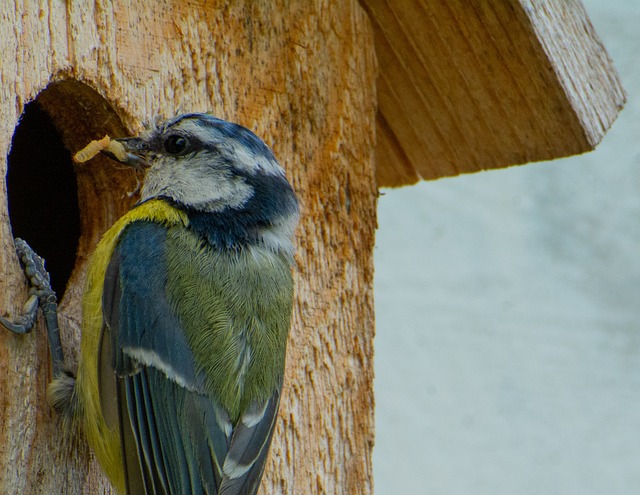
165, 226, 294, 421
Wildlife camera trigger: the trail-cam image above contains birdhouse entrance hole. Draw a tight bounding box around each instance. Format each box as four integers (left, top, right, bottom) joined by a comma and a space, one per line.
6, 80, 138, 302
7, 100, 79, 297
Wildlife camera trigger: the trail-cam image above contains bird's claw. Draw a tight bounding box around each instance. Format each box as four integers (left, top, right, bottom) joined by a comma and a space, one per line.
15, 237, 52, 294
0, 294, 39, 334
0, 238, 57, 335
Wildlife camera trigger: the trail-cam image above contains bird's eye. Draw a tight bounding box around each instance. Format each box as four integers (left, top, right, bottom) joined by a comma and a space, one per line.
164, 135, 188, 155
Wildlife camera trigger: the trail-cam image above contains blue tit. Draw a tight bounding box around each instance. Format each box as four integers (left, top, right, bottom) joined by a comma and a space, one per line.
1, 113, 299, 494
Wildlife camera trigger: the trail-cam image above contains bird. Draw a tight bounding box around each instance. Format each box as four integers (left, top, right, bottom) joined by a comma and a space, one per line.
1, 113, 299, 494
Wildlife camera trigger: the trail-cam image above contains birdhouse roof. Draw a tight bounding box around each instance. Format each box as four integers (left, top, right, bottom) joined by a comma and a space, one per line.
360, 0, 625, 187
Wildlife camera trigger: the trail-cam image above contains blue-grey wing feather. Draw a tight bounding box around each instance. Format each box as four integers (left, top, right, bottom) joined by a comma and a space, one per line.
104, 221, 230, 494
220, 392, 281, 495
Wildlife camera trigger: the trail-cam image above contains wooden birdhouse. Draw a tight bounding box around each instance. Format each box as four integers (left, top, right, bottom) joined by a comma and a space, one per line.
0, 1, 623, 493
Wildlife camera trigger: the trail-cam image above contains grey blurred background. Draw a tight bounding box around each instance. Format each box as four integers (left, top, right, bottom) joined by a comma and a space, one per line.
373, 1, 640, 493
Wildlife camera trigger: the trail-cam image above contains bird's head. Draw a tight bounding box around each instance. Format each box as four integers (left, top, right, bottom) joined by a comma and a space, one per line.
104, 113, 299, 253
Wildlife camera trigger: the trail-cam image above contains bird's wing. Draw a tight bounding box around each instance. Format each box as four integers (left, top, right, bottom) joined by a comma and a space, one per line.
219, 392, 281, 495
101, 220, 233, 494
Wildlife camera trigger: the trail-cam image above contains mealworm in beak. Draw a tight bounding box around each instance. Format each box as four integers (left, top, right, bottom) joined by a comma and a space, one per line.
73, 135, 127, 163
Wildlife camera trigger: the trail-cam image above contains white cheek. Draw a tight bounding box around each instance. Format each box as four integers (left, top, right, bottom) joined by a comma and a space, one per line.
139, 160, 171, 200
140, 157, 253, 211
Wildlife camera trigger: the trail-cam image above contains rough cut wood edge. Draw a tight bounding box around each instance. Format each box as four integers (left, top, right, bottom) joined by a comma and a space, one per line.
525, 0, 626, 146
361, 0, 626, 186
0, 1, 377, 493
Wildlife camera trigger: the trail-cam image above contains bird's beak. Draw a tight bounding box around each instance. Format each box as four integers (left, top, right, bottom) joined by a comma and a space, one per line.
100, 137, 150, 171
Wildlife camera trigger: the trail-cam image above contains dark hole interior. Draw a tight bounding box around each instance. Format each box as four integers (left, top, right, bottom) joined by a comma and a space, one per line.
7, 100, 80, 298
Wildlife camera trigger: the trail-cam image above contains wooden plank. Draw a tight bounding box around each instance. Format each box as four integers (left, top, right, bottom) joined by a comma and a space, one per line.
0, 1, 377, 493
362, 0, 626, 186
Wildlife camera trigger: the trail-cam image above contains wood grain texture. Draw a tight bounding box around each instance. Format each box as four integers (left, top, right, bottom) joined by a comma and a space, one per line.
361, 0, 626, 186
0, 1, 376, 493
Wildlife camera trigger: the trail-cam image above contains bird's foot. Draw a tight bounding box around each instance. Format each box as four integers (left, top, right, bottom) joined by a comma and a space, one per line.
0, 238, 65, 376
